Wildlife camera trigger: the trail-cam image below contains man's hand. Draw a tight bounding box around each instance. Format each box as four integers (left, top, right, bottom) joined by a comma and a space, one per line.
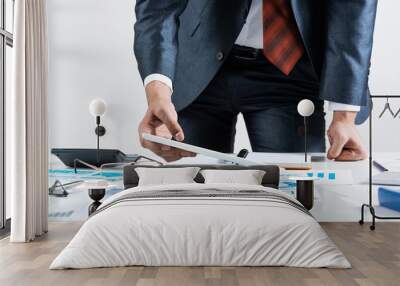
138, 81, 195, 162
327, 111, 367, 161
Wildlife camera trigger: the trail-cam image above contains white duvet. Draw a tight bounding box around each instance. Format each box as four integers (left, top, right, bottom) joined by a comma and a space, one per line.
50, 183, 350, 269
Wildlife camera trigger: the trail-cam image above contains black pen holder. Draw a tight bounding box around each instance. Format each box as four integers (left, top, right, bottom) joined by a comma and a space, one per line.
296, 179, 314, 210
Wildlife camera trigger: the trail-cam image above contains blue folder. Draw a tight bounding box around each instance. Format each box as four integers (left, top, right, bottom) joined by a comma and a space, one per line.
48, 169, 123, 181
378, 187, 400, 212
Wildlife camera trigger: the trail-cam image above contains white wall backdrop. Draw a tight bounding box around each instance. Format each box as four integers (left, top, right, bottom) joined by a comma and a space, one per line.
359, 0, 400, 152
47, 0, 148, 158
47, 0, 400, 160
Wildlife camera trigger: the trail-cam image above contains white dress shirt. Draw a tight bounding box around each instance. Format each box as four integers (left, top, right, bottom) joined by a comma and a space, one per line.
144, 0, 360, 112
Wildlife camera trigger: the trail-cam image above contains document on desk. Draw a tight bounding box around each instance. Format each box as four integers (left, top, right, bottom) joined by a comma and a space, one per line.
281, 169, 354, 185
246, 153, 312, 164
373, 157, 400, 172
373, 172, 400, 186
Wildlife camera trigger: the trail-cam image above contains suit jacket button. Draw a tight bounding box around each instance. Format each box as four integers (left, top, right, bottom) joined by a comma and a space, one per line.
216, 51, 224, 61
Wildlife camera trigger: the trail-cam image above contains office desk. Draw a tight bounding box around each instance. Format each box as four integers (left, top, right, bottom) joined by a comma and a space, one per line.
48, 152, 400, 222
176, 152, 400, 222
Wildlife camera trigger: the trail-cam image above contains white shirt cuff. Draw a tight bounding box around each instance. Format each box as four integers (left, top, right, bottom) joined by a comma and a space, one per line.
143, 74, 173, 91
327, 101, 361, 112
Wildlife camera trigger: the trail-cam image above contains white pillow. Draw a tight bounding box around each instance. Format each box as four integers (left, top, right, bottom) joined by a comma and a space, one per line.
200, 169, 266, 185
136, 167, 200, 186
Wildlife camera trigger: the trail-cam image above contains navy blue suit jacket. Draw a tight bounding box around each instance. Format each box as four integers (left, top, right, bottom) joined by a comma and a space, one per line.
134, 0, 378, 123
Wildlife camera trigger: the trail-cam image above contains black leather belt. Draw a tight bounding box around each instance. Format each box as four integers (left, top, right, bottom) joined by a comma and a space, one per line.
231, 45, 263, 60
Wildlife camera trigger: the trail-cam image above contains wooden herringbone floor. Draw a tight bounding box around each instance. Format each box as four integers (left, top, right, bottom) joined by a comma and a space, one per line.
0, 222, 399, 286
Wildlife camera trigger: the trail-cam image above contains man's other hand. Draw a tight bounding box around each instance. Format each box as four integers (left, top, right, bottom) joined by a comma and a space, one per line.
138, 80, 195, 162
327, 111, 367, 161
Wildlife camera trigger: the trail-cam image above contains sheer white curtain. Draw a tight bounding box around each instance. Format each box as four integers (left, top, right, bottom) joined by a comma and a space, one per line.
9, 0, 48, 242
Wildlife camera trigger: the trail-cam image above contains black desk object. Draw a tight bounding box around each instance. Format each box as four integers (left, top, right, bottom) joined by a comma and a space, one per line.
51, 148, 139, 168
88, 188, 106, 216
296, 180, 314, 210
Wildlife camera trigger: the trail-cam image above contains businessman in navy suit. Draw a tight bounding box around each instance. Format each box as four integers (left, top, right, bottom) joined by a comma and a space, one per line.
134, 0, 377, 162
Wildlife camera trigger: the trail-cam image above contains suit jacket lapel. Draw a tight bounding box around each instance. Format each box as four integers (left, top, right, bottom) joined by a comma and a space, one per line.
290, 0, 311, 54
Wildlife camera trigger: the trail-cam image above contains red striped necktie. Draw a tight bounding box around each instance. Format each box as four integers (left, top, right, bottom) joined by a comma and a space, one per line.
262, 0, 304, 75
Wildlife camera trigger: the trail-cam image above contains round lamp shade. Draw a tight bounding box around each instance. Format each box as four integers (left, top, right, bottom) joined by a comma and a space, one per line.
297, 99, 315, 117
89, 98, 107, 117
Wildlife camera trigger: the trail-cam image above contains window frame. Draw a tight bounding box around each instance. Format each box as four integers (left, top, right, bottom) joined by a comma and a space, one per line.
0, 0, 13, 233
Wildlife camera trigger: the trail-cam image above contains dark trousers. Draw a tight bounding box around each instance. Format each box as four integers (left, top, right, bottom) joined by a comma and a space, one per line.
178, 45, 326, 153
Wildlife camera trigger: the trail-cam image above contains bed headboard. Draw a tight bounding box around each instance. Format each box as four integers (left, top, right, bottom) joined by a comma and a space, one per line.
123, 164, 280, 189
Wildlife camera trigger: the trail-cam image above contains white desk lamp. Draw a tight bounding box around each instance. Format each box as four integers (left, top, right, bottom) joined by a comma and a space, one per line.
297, 99, 315, 162
89, 98, 107, 165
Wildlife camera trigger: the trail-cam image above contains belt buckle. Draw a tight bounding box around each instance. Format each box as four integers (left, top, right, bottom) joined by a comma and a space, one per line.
235, 48, 258, 60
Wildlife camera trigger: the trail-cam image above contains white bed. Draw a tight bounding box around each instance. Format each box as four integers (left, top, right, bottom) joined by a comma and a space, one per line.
50, 183, 350, 269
